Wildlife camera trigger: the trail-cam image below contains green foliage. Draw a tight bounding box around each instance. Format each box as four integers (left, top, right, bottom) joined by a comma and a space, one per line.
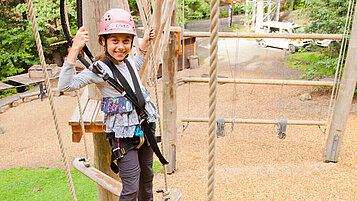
233, 2, 246, 15
0, 0, 77, 80
303, 0, 354, 34
0, 88, 18, 98
288, 52, 338, 80
288, 0, 353, 80
177, 0, 210, 26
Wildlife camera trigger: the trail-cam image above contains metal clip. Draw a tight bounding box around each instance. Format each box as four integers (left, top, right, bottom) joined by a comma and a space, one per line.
216, 118, 225, 137
277, 119, 287, 139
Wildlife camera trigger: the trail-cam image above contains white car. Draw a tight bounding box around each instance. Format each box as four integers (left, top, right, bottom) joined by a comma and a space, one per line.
256, 22, 313, 53
315, 39, 341, 47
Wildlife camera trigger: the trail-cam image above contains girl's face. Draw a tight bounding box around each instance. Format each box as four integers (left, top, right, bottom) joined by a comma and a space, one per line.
104, 33, 132, 64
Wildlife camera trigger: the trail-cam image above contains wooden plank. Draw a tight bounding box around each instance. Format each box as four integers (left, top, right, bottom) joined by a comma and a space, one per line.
0, 95, 21, 108
90, 100, 101, 124
71, 124, 105, 133
162, 189, 182, 201
73, 158, 121, 197
181, 117, 327, 126
19, 87, 40, 99
7, 73, 59, 85
69, 87, 89, 124
178, 77, 335, 87
82, 99, 99, 123
0, 82, 15, 91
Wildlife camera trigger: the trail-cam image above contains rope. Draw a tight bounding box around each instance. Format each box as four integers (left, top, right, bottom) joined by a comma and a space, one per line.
208, 0, 219, 199
26, 0, 77, 200
61, 0, 90, 163
137, 0, 170, 192
276, 49, 288, 161
326, 0, 355, 126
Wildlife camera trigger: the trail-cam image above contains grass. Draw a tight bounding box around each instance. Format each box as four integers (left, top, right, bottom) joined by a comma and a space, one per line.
0, 161, 163, 201
287, 51, 337, 80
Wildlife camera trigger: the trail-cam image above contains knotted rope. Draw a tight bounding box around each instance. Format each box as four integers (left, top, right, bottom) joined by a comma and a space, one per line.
26, 0, 77, 200
208, 0, 219, 199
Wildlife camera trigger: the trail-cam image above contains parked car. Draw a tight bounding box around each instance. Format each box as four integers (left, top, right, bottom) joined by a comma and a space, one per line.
315, 39, 341, 47
256, 22, 313, 53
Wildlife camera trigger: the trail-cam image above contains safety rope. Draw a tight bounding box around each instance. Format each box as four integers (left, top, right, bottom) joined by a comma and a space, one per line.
61, 0, 91, 164
326, 0, 355, 126
26, 0, 77, 200
137, 0, 170, 193
208, 0, 219, 199
181, 0, 191, 134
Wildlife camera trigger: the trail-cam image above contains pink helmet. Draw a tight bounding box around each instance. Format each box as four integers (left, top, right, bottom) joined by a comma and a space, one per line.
98, 8, 136, 36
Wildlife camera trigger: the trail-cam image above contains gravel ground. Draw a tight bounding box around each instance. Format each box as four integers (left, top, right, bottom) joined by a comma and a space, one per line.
0, 38, 356, 200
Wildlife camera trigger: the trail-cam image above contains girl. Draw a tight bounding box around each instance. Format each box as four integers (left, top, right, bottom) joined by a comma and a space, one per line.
58, 8, 157, 201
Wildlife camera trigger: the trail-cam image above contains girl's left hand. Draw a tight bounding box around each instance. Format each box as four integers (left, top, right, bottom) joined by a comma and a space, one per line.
143, 27, 155, 42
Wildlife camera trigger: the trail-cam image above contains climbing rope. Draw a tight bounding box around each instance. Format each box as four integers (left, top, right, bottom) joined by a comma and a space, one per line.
26, 0, 77, 200
208, 0, 219, 199
63, 0, 90, 163
137, 0, 176, 194
326, 0, 355, 126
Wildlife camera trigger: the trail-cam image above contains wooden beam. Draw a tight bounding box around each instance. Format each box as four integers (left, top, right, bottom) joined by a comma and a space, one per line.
162, 32, 178, 173
323, 4, 357, 163
178, 77, 335, 87
182, 117, 327, 126
73, 158, 121, 196
183, 32, 344, 40
82, 1, 121, 200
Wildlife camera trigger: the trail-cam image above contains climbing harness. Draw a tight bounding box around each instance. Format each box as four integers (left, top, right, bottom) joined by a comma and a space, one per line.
100, 57, 168, 166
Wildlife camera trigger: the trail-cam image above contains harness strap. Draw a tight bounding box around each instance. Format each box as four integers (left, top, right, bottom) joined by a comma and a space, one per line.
101, 58, 168, 165
107, 133, 144, 174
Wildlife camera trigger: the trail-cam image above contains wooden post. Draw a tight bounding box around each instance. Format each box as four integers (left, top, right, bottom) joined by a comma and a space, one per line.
323, 4, 357, 163
82, 1, 120, 200
93, 133, 119, 201
162, 32, 178, 173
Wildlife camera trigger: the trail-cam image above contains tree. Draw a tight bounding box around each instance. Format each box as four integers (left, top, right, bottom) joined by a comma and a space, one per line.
0, 0, 77, 80
304, 0, 354, 34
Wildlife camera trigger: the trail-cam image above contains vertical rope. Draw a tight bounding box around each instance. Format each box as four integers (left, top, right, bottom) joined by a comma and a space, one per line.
62, 0, 90, 162
137, 0, 170, 192
326, 0, 355, 125
26, 0, 77, 200
208, 0, 219, 199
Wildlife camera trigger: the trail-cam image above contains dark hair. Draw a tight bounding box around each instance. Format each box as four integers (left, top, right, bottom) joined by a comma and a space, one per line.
95, 35, 108, 60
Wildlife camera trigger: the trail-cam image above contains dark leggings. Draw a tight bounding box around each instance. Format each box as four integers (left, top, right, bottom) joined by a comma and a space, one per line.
117, 123, 155, 201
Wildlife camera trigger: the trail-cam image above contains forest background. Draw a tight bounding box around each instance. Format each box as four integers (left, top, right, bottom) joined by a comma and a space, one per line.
0, 0, 353, 96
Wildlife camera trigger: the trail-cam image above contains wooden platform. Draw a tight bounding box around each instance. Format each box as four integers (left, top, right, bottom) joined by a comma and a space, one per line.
7, 72, 59, 85
0, 82, 15, 91
69, 87, 105, 142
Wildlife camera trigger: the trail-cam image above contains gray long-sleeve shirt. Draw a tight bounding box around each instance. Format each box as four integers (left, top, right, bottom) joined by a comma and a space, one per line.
58, 54, 158, 138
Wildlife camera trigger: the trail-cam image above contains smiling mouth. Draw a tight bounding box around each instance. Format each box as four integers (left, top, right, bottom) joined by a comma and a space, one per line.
114, 51, 125, 56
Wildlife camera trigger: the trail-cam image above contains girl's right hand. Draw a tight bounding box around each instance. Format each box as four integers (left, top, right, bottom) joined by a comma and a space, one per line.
66, 27, 89, 64
72, 26, 89, 51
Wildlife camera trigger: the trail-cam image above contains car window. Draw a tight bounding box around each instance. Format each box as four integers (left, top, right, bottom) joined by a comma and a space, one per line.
283, 29, 289, 33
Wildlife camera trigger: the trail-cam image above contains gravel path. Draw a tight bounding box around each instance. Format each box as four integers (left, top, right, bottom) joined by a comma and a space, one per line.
0, 38, 356, 200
